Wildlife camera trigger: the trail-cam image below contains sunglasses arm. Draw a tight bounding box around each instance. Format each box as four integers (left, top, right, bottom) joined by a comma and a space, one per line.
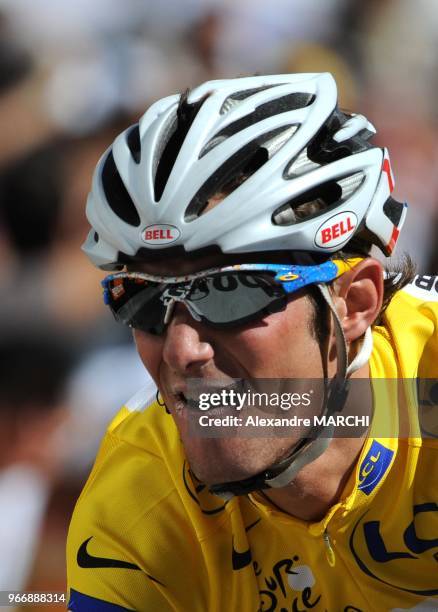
163, 300, 176, 325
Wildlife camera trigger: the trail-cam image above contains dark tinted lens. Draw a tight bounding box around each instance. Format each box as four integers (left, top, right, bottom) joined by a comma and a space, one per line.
105, 278, 166, 333
188, 273, 286, 325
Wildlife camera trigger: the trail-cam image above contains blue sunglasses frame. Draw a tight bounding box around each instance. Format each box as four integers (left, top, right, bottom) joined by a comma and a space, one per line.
101, 258, 362, 333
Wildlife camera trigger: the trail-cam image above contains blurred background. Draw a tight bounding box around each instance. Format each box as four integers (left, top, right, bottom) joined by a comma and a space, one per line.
0, 0, 437, 608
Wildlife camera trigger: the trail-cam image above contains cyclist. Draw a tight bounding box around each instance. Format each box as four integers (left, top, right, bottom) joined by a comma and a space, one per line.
67, 73, 438, 611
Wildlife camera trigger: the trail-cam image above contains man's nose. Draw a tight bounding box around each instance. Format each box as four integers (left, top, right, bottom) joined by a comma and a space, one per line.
162, 302, 214, 373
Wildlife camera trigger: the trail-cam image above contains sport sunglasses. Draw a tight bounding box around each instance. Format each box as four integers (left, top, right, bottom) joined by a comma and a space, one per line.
102, 259, 361, 335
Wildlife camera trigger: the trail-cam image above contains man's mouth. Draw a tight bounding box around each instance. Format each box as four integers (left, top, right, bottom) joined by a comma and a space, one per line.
172, 379, 250, 414
175, 391, 198, 410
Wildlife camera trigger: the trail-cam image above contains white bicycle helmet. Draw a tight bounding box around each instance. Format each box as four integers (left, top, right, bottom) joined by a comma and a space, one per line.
82, 73, 408, 498
83, 72, 406, 270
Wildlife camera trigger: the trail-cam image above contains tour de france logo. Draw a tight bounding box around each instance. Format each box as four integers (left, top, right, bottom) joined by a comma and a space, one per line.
255, 558, 324, 612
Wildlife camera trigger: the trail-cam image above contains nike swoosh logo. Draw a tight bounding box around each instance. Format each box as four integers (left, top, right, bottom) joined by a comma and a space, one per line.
232, 542, 252, 571
77, 537, 165, 586
77, 537, 140, 570
232, 518, 261, 571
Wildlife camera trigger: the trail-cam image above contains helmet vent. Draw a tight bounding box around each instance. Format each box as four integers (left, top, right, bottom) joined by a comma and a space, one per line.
307, 108, 372, 165
186, 130, 288, 221
383, 196, 405, 226
272, 181, 343, 226
272, 172, 363, 226
200, 122, 297, 159
285, 148, 320, 178
212, 93, 315, 141
256, 124, 299, 159
219, 85, 282, 114
154, 91, 207, 201
126, 124, 141, 164
102, 151, 141, 227
337, 172, 364, 199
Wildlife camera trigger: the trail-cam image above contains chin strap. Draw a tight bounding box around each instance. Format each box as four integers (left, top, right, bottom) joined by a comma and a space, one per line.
209, 284, 374, 500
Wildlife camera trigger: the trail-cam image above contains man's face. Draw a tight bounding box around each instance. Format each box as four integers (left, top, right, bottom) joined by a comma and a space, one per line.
133, 252, 328, 486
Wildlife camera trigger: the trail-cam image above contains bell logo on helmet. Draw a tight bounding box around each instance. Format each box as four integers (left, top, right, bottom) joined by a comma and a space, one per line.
141, 224, 181, 245
315, 212, 358, 249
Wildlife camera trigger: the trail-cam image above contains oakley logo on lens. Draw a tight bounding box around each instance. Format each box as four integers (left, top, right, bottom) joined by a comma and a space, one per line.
141, 224, 181, 245
315, 211, 357, 249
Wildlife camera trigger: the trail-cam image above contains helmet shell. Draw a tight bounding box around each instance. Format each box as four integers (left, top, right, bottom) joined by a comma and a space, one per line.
83, 73, 406, 269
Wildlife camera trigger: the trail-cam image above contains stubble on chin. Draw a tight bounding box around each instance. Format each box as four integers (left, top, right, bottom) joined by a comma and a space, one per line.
181, 434, 296, 486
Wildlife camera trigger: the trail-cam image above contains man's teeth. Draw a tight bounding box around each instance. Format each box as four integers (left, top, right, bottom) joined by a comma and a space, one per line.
185, 380, 247, 399
175, 381, 251, 410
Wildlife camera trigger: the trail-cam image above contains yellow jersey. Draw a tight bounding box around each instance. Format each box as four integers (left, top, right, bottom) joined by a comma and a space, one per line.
67, 276, 438, 611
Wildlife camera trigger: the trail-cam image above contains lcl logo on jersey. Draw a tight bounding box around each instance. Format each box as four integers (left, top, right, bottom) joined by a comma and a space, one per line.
315, 211, 357, 249
349, 503, 438, 596
358, 440, 394, 496
141, 224, 181, 245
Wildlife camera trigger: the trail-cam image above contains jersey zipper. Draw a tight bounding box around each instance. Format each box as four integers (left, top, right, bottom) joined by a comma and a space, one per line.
323, 528, 336, 567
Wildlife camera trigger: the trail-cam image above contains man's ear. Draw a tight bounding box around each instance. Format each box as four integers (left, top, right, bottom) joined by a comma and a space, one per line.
332, 258, 384, 343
